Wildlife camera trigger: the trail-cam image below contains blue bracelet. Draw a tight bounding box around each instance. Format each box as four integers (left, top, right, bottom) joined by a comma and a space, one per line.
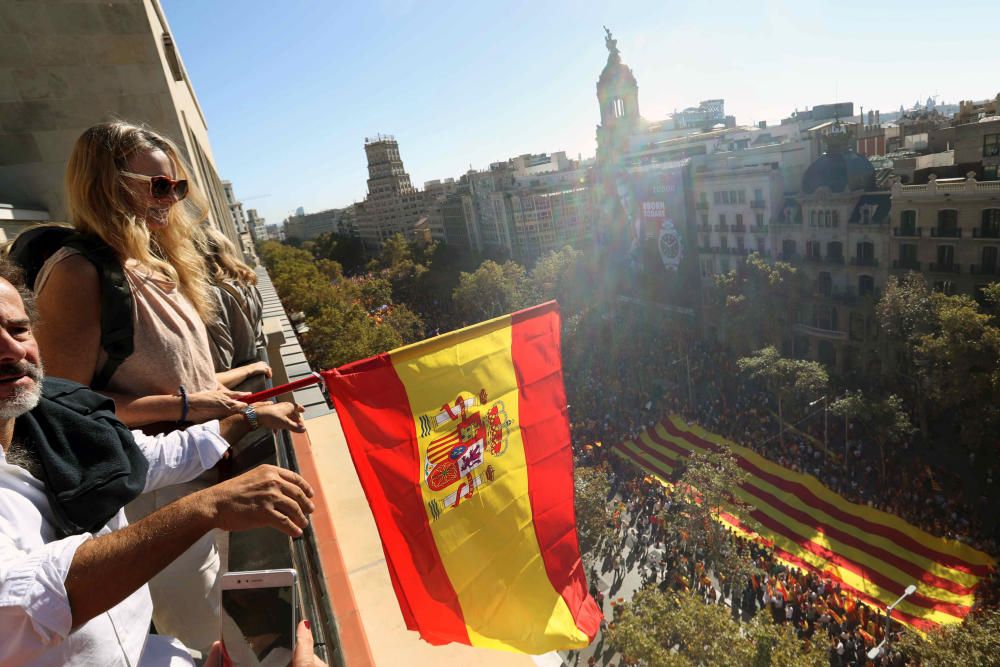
178, 384, 189, 423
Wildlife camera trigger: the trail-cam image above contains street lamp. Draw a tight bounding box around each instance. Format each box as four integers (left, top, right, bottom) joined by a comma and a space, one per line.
867, 584, 918, 660
808, 395, 828, 454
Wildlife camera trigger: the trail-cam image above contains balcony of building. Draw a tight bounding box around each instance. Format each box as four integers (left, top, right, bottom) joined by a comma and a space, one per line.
969, 264, 1000, 276
698, 223, 711, 233
972, 227, 1000, 239
792, 322, 847, 341
750, 200, 766, 209
930, 227, 962, 238
849, 256, 879, 267
892, 259, 922, 271
713, 223, 727, 232
749, 224, 769, 234
893, 226, 923, 237
731, 223, 747, 234
696, 201, 709, 210
928, 262, 962, 273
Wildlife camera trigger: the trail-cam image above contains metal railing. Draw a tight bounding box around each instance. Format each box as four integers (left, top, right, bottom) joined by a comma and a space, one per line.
893, 226, 922, 237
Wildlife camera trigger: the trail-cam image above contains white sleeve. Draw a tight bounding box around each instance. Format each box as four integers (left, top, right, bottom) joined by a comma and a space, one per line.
0, 528, 92, 663
133, 421, 230, 493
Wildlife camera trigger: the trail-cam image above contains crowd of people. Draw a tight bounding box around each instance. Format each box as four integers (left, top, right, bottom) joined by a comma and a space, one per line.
0, 121, 325, 667
562, 299, 998, 663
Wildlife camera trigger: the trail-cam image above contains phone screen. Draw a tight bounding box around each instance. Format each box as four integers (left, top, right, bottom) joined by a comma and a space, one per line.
220, 583, 295, 667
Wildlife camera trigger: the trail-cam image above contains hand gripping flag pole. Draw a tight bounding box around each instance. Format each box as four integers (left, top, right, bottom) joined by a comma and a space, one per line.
242, 371, 325, 403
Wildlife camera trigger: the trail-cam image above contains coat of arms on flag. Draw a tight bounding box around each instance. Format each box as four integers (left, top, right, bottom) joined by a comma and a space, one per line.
324, 301, 601, 653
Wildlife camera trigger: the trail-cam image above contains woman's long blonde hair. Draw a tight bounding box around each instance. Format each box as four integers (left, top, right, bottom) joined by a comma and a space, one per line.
200, 223, 257, 286
65, 120, 215, 319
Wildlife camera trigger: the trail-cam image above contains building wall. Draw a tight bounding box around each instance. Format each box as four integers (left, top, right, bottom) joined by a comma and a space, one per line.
284, 208, 349, 241
0, 0, 237, 244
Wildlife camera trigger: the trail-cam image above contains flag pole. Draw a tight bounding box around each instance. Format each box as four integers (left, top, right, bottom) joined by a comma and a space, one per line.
243, 371, 325, 403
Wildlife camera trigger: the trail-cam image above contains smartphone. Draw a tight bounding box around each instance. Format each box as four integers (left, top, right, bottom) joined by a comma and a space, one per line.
220, 569, 298, 667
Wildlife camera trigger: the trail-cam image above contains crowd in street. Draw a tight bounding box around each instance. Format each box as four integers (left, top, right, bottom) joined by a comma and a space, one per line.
560, 301, 998, 663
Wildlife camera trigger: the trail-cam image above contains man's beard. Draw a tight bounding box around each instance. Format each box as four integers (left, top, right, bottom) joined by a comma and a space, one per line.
0, 359, 44, 419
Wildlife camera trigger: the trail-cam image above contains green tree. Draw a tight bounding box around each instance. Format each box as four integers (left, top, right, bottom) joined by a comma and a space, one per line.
523, 246, 586, 313
895, 609, 1000, 667
738, 347, 829, 447
609, 587, 824, 667
830, 391, 912, 478
573, 465, 613, 560
713, 253, 803, 351
312, 232, 366, 274
451, 259, 526, 323
661, 450, 759, 597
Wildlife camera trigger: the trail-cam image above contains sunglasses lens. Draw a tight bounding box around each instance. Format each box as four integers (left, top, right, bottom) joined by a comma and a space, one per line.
150, 177, 172, 198
174, 180, 189, 200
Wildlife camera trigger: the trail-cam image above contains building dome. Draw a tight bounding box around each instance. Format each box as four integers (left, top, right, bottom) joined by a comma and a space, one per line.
802, 127, 877, 194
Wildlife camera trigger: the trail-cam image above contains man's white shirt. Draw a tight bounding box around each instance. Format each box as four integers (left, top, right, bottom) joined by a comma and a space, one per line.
0, 421, 228, 667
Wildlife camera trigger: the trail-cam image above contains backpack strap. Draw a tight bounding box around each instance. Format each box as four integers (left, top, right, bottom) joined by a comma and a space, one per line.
62, 235, 134, 390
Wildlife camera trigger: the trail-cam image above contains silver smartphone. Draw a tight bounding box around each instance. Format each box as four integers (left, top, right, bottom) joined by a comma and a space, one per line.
220, 568, 297, 667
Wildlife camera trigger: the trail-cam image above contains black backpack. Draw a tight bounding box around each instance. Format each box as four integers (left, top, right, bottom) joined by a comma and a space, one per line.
8, 226, 134, 390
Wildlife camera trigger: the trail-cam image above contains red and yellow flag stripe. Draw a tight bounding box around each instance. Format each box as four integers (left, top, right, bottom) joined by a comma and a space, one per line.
325, 302, 600, 653
613, 415, 995, 635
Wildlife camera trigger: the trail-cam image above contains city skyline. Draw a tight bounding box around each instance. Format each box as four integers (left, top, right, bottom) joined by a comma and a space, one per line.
161, 0, 1000, 225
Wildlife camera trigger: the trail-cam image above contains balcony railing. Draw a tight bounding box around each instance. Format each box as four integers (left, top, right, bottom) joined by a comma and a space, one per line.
750, 200, 766, 209
930, 227, 962, 238
696, 201, 709, 210
826, 255, 844, 264
805, 254, 823, 263
929, 262, 961, 273
973, 228, 1000, 239
780, 253, 798, 262
731, 224, 747, 234
713, 223, 728, 232
750, 224, 769, 234
892, 260, 922, 270
698, 223, 711, 233
850, 257, 879, 267
893, 226, 923, 237
970, 264, 999, 275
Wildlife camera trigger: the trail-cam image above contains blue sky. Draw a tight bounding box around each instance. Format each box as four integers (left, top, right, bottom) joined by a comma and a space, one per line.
161, 0, 1000, 226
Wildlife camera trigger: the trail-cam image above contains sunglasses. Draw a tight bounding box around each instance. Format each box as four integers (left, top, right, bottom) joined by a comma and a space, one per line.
121, 171, 189, 200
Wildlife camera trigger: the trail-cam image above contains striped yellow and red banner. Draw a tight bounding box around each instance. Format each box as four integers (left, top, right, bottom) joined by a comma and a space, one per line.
324, 302, 601, 653
613, 415, 995, 635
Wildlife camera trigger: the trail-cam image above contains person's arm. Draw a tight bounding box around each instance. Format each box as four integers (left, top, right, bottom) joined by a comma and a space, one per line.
137, 402, 306, 493
34, 253, 102, 386
101, 387, 250, 427
216, 361, 272, 389
65, 464, 314, 629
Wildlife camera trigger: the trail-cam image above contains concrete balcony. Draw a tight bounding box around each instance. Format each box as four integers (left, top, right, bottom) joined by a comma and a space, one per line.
892, 260, 922, 271
930, 227, 962, 238
928, 262, 961, 273
793, 322, 847, 340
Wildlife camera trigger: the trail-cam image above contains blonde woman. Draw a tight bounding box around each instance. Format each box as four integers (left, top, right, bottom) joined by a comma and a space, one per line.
33, 121, 256, 652
200, 223, 268, 384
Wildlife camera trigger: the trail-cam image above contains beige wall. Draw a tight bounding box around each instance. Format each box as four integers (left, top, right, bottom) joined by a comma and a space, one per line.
0, 0, 237, 243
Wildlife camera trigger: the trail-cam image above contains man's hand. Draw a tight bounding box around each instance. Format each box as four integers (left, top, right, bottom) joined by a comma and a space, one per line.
205, 620, 328, 667
195, 464, 315, 537
256, 401, 306, 433
188, 389, 250, 422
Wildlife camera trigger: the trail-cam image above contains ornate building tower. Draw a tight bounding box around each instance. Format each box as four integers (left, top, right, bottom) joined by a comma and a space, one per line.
595, 27, 641, 167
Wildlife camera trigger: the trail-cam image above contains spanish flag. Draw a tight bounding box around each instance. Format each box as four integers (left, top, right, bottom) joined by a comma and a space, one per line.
613, 415, 996, 635
324, 302, 601, 653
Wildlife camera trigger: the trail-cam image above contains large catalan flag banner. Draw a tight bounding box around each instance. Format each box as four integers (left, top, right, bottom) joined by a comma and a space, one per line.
614, 415, 995, 635
324, 302, 601, 653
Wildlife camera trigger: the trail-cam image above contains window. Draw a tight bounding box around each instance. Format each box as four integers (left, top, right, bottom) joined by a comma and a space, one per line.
738, 190, 746, 204
756, 213, 764, 227
849, 312, 865, 341
754, 188, 763, 202
612, 97, 625, 118
782, 239, 796, 259
982, 209, 1000, 238
858, 275, 875, 297
827, 241, 843, 261
162, 33, 185, 82
701, 214, 708, 227
856, 241, 874, 263
817, 341, 836, 367
737, 237, 745, 253
810, 210, 817, 226
982, 246, 998, 273
720, 236, 729, 251
900, 243, 918, 268
806, 241, 821, 259
818, 272, 832, 296
756, 237, 766, 254
825, 211, 832, 227
936, 245, 955, 269
719, 214, 727, 227
714, 191, 722, 204
832, 211, 840, 227
900, 210, 917, 235
937, 210, 959, 236
984, 133, 1000, 158
735, 214, 744, 227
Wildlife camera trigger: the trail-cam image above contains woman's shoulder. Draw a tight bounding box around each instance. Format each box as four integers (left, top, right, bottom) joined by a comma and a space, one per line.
35, 246, 98, 294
